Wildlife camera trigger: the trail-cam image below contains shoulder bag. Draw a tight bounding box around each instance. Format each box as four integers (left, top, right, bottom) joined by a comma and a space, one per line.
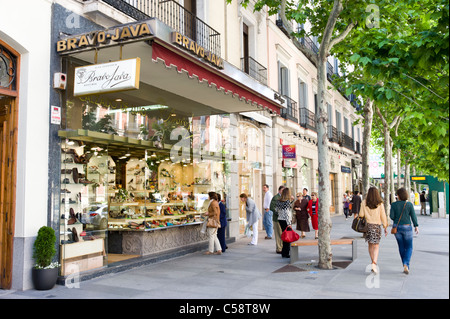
391, 201, 407, 234
281, 225, 300, 243
352, 216, 368, 233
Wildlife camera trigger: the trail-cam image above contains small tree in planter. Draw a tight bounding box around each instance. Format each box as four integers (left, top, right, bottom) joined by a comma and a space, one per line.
32, 226, 60, 290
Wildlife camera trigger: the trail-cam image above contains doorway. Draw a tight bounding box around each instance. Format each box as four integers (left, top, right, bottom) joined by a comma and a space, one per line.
0, 95, 18, 289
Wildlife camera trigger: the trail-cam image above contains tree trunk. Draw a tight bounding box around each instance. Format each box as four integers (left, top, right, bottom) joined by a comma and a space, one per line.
361, 98, 373, 198
384, 129, 392, 215
317, 53, 332, 270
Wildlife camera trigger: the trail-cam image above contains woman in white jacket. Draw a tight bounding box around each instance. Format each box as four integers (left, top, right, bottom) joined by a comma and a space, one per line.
240, 193, 262, 245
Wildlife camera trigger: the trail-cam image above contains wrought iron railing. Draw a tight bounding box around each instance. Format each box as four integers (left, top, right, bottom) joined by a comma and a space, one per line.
102, 0, 221, 57
328, 125, 339, 143
355, 141, 361, 154
339, 131, 354, 150
280, 96, 298, 123
299, 108, 316, 132
240, 56, 268, 85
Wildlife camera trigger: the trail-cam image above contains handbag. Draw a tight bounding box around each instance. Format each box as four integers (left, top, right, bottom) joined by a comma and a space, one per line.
207, 218, 221, 228
200, 219, 208, 234
352, 216, 368, 233
391, 202, 407, 234
281, 225, 300, 243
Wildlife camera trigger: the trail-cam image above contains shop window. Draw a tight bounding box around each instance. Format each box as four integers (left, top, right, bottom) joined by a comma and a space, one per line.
59, 59, 233, 275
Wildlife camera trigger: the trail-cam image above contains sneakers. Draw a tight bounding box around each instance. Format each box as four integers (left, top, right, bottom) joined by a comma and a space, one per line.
403, 265, 410, 274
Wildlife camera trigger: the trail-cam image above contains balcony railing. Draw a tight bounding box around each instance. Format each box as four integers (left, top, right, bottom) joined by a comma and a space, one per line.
102, 0, 221, 57
328, 125, 339, 143
355, 141, 361, 154
339, 132, 354, 150
280, 96, 298, 123
299, 108, 316, 132
241, 56, 268, 85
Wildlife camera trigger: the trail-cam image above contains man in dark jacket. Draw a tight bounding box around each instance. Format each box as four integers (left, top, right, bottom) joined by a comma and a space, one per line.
420, 191, 427, 215
270, 185, 285, 254
351, 190, 362, 218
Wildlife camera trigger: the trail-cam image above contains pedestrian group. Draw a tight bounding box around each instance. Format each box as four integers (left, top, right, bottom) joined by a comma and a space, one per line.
202, 184, 420, 276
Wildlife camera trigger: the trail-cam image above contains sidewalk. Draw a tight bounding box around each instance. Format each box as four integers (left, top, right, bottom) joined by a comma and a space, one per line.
1, 206, 448, 300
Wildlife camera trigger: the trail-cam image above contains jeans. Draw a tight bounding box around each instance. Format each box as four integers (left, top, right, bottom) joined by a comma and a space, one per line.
263, 210, 273, 238
394, 224, 414, 267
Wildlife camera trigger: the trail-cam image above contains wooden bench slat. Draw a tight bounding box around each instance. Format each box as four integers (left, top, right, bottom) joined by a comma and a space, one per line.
291, 238, 353, 246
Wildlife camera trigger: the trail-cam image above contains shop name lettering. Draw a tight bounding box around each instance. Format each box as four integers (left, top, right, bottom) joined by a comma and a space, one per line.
171, 32, 224, 69
57, 23, 152, 53
76, 66, 131, 89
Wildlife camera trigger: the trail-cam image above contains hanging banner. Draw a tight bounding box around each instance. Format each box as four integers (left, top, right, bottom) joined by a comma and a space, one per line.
282, 145, 296, 159
73, 58, 140, 96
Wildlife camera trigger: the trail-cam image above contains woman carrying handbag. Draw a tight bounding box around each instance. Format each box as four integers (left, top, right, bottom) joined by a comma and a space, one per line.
276, 188, 295, 258
358, 187, 388, 274
203, 192, 222, 255
390, 188, 419, 274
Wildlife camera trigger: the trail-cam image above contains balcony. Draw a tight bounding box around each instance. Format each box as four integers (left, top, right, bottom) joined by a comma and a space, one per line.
101, 0, 221, 57
241, 56, 268, 85
339, 131, 354, 150
299, 108, 316, 132
280, 96, 298, 123
328, 125, 339, 143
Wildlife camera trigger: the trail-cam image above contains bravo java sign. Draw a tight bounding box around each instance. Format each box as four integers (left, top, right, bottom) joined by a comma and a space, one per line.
57, 22, 152, 53
171, 32, 223, 69
74, 58, 141, 96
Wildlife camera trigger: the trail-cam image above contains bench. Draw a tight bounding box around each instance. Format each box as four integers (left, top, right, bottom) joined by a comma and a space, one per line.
290, 238, 357, 264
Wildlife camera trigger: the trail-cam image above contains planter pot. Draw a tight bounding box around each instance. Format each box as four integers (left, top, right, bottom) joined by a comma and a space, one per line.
32, 267, 59, 290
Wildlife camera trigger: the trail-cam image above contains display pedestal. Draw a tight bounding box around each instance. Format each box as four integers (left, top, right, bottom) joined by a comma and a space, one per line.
109, 223, 208, 256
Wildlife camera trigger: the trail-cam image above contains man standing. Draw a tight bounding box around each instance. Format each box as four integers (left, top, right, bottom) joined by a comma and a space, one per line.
270, 185, 285, 254
262, 184, 273, 239
351, 190, 362, 218
420, 191, 427, 215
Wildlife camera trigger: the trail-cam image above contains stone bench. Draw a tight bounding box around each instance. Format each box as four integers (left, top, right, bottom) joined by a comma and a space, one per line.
290, 238, 357, 264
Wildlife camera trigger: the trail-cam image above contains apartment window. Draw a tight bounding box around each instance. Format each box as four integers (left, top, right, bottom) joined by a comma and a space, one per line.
335, 111, 342, 131
279, 62, 290, 96
344, 117, 349, 135
299, 80, 308, 109
327, 103, 333, 125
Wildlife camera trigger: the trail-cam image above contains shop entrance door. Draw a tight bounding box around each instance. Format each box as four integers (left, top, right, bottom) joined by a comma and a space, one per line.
0, 95, 18, 289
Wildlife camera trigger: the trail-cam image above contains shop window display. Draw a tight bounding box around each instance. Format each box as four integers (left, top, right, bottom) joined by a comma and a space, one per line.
59, 59, 232, 273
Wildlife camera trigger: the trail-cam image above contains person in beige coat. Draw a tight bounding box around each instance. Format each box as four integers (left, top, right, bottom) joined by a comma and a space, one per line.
204, 192, 222, 255
359, 187, 388, 274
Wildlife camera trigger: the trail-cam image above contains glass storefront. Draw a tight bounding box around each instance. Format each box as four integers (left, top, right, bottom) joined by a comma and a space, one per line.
59, 58, 232, 275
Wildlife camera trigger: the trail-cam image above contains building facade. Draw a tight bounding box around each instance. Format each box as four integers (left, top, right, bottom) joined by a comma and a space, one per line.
0, 0, 362, 290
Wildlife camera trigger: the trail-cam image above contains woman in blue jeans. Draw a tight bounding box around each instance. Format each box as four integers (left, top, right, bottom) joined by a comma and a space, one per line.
390, 188, 419, 274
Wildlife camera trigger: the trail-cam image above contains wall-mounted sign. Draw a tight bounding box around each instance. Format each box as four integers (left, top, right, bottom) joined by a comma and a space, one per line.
50, 105, 61, 125
341, 166, 351, 173
411, 176, 426, 181
171, 32, 223, 69
74, 58, 140, 96
283, 159, 298, 168
57, 22, 153, 54
282, 145, 296, 159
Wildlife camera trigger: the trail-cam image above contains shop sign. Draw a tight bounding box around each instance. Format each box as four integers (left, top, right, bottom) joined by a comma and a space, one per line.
171, 32, 224, 69
282, 145, 296, 159
73, 58, 140, 96
56, 22, 153, 54
341, 166, 351, 173
283, 159, 297, 168
50, 105, 61, 125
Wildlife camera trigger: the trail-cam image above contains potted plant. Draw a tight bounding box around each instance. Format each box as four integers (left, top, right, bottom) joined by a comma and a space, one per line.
32, 226, 60, 290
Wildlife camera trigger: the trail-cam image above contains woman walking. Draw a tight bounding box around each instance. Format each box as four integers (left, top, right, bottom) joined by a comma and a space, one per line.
204, 192, 222, 255
307, 192, 319, 239
359, 187, 388, 274
276, 188, 294, 258
390, 187, 419, 274
294, 192, 310, 238
240, 193, 262, 245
